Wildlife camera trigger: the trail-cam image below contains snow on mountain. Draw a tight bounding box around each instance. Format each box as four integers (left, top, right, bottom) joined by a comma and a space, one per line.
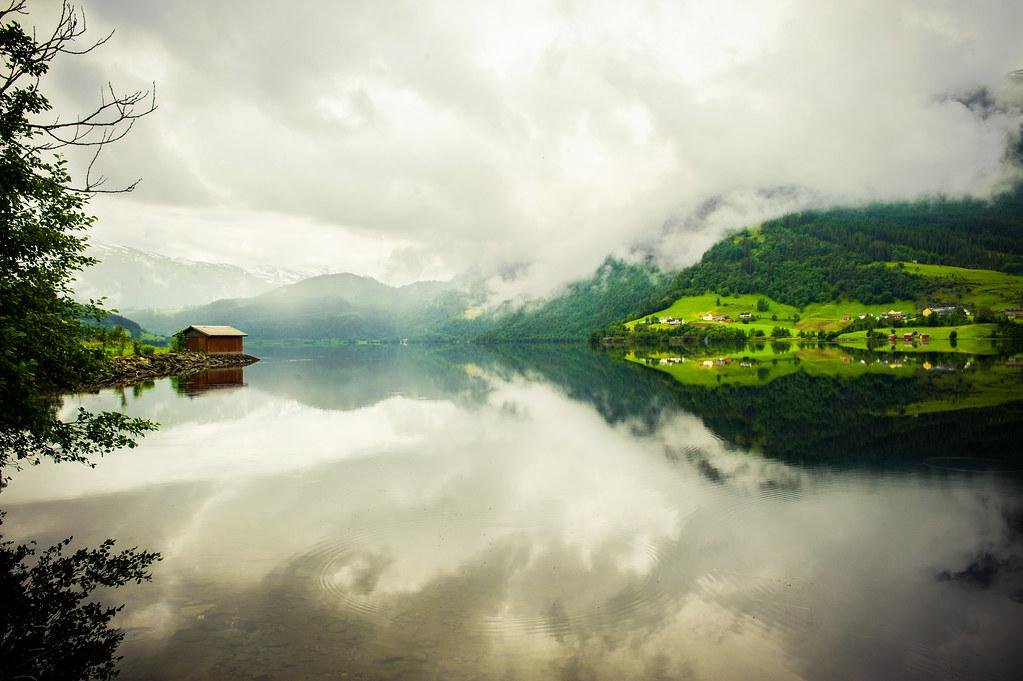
74, 243, 319, 310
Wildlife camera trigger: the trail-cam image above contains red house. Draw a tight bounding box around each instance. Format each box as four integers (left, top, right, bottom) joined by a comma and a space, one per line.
183, 325, 247, 354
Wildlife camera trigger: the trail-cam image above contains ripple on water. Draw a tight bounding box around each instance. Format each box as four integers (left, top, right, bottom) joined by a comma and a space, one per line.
288, 515, 675, 639
925, 456, 1023, 474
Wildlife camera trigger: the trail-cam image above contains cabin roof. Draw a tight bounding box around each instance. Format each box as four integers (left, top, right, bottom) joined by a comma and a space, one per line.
185, 325, 248, 337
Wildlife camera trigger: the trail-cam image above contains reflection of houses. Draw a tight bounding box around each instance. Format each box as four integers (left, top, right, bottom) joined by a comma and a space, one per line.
183, 325, 248, 354
658, 357, 684, 365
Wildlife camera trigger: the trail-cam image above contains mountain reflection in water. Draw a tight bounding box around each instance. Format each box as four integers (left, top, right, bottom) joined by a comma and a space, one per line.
3, 344, 1022, 680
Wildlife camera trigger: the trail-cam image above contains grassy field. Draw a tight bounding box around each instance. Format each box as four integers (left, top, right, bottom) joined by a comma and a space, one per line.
629, 292, 923, 336
626, 293, 802, 336
888, 262, 1023, 311
628, 260, 1023, 339
798, 300, 918, 332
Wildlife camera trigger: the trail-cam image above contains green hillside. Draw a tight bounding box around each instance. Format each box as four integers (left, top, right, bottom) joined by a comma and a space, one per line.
889, 262, 1023, 311
479, 258, 668, 342
638, 187, 1023, 316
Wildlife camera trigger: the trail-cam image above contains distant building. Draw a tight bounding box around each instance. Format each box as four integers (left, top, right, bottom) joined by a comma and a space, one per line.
739, 311, 752, 320
1005, 308, 1023, 319
923, 304, 959, 317
183, 325, 247, 354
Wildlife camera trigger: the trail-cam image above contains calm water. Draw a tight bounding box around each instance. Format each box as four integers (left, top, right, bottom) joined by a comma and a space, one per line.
5, 344, 1023, 680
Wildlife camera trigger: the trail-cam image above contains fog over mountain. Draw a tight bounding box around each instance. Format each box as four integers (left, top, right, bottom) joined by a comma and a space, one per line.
41, 1, 1023, 305
74, 243, 316, 310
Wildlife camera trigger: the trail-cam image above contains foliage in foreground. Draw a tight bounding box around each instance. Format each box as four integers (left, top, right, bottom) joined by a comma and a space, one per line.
0, 514, 161, 681
1, 3, 160, 680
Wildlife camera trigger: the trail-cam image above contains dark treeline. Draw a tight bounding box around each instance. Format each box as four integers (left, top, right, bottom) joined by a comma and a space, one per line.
637, 185, 1023, 315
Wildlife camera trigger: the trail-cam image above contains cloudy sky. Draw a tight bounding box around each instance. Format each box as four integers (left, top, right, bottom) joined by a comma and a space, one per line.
38, 0, 1023, 299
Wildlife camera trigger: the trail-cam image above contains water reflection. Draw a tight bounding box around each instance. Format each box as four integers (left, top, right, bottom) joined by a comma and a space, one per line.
3, 345, 1023, 680
173, 367, 246, 396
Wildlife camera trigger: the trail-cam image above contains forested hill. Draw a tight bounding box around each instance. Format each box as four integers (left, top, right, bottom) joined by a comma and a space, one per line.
479, 259, 668, 342
639, 185, 1023, 315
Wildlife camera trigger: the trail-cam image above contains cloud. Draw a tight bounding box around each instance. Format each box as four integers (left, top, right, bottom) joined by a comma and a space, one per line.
34, 0, 1023, 295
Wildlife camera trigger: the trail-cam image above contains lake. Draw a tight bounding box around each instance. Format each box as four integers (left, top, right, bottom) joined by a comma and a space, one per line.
4, 344, 1023, 680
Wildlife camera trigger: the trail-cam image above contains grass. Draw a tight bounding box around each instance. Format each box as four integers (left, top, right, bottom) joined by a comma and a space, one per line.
798, 300, 918, 332
628, 259, 1023, 341
626, 292, 801, 335
83, 341, 170, 358
887, 262, 1023, 311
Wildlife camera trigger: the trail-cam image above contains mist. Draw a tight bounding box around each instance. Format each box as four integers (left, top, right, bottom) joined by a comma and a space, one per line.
43, 0, 1023, 302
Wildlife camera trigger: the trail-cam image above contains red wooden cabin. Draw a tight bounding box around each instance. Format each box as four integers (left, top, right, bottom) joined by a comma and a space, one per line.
183, 325, 247, 354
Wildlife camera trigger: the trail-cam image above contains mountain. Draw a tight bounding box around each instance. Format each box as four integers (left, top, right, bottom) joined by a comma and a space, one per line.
479, 258, 669, 342
73, 243, 314, 310
634, 186, 1023, 317
129, 272, 491, 341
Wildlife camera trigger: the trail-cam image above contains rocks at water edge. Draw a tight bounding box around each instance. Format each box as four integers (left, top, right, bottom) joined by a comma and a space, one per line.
82, 352, 260, 391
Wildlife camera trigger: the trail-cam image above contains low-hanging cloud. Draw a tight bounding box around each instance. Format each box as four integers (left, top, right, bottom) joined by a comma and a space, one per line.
37, 0, 1023, 299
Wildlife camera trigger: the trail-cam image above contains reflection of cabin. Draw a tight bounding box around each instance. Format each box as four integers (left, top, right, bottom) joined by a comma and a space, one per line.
183, 325, 248, 353
178, 367, 246, 396
188, 368, 244, 391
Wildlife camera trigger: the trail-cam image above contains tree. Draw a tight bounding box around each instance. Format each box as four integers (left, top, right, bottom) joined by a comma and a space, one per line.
0, 0, 157, 473
1, 3, 160, 678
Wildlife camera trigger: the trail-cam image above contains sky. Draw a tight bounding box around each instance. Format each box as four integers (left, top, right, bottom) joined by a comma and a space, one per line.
35, 0, 1023, 300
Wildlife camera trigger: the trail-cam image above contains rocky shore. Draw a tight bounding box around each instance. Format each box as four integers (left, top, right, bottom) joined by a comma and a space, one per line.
80, 352, 260, 391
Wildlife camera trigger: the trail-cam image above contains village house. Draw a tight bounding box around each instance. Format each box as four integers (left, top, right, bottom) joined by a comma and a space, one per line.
1005, 308, 1023, 319
922, 304, 960, 317
879, 310, 906, 321
659, 317, 684, 325
183, 325, 248, 354
739, 311, 752, 320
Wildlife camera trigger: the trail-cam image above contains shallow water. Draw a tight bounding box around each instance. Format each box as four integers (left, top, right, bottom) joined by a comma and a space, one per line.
4, 345, 1023, 680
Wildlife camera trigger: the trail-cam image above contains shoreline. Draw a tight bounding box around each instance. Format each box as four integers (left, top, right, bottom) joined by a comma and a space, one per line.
78, 352, 260, 392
